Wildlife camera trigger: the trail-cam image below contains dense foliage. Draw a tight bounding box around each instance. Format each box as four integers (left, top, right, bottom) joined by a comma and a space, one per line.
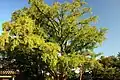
91, 54, 120, 80
0, 0, 110, 80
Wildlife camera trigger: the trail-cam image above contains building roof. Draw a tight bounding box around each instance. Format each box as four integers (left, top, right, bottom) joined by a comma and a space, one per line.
0, 70, 17, 75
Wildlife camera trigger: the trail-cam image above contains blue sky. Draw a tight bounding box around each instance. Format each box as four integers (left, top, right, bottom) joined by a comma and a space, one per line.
0, 0, 120, 56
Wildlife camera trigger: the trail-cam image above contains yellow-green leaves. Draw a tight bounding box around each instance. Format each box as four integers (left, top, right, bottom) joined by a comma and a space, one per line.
41, 42, 60, 71
1, 15, 47, 51
0, 0, 107, 79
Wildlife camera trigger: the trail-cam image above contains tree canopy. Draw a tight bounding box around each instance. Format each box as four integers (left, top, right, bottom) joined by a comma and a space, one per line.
0, 0, 107, 80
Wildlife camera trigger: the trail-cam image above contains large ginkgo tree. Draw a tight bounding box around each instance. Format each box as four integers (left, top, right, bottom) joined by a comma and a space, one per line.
0, 0, 107, 80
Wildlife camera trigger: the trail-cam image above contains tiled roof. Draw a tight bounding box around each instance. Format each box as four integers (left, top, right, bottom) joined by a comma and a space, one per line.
0, 70, 17, 75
